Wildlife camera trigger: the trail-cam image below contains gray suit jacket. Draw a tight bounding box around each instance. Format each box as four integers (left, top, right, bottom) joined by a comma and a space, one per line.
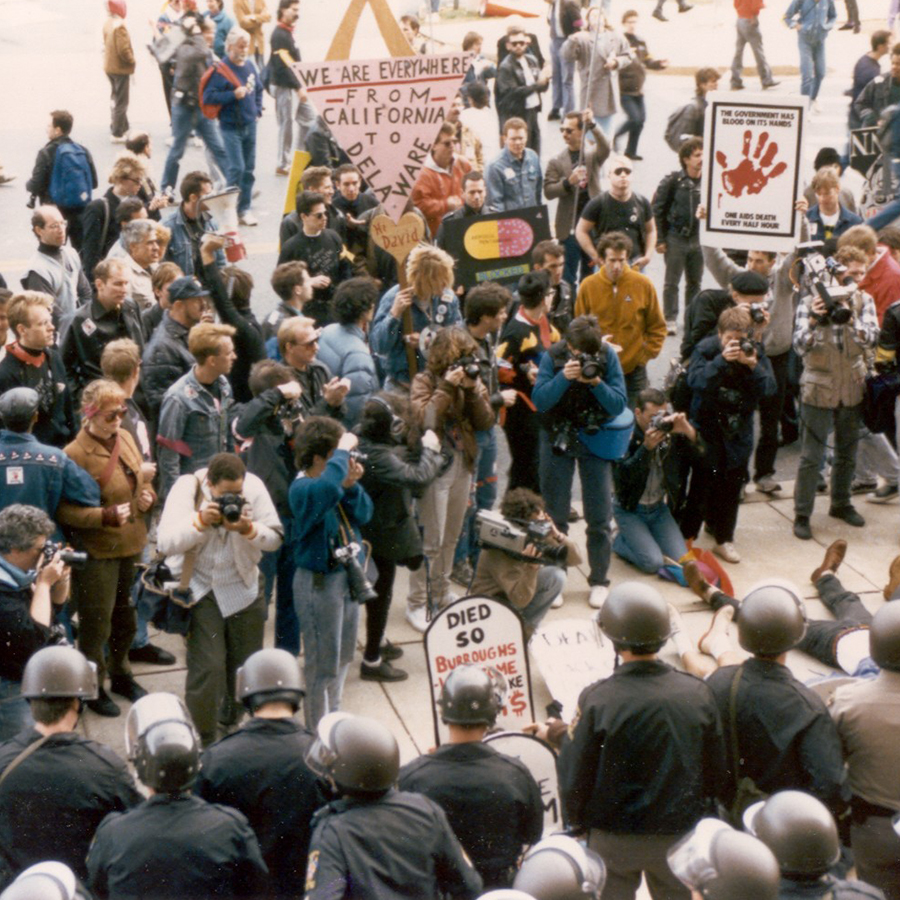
543, 132, 610, 240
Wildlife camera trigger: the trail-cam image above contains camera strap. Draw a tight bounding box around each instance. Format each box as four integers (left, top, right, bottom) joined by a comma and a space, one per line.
336, 503, 372, 570
179, 476, 205, 590
96, 434, 122, 491
0, 735, 52, 794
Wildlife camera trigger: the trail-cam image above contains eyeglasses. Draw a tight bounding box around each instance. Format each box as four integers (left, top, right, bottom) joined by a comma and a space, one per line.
103, 406, 128, 423
560, 127, 577, 134
308, 211, 327, 219
612, 167, 632, 175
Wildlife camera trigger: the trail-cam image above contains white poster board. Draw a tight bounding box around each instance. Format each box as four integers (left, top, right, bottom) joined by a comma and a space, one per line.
530, 618, 616, 720
484, 731, 561, 836
424, 596, 534, 747
701, 92, 807, 252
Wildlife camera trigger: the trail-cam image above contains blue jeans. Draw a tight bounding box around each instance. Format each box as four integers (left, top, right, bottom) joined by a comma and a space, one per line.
613, 502, 688, 574
161, 100, 231, 191
539, 431, 613, 586
614, 94, 645, 158
260, 528, 299, 655
550, 35, 575, 114
563, 234, 590, 290
221, 122, 257, 214
519, 566, 566, 632
797, 33, 827, 100
454, 428, 499, 567
294, 567, 359, 730
0, 677, 33, 742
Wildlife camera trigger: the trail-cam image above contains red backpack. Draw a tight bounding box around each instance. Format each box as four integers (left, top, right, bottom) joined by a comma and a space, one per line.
199, 61, 242, 119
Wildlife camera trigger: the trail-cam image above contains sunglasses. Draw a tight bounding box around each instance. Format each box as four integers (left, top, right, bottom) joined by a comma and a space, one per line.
103, 406, 128, 423
509, 40, 528, 46
612, 167, 632, 175
308, 211, 327, 219
560, 127, 577, 134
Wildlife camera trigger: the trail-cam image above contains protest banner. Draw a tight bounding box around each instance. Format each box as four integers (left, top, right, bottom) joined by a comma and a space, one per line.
424, 595, 534, 747
440, 206, 552, 289
701, 92, 806, 252
484, 732, 561, 835
290, 54, 471, 223
849, 126, 892, 219
529, 617, 616, 720
369, 212, 426, 282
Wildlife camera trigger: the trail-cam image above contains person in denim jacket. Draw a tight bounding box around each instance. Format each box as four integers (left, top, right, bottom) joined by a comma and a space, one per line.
485, 118, 543, 212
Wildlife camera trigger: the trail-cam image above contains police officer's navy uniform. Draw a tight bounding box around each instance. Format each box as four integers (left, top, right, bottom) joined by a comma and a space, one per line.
86, 792, 268, 900
304, 789, 483, 900
398, 741, 544, 888
196, 717, 326, 900
779, 874, 886, 900
0, 729, 141, 884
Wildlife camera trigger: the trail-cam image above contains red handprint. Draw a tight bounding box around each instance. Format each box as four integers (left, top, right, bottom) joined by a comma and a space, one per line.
716, 130, 788, 198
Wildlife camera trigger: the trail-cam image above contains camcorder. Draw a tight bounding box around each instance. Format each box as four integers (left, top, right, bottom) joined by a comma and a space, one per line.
332, 543, 378, 603
475, 509, 568, 567
795, 241, 855, 326
216, 492, 246, 524
42, 541, 87, 567
648, 412, 676, 434
573, 352, 605, 380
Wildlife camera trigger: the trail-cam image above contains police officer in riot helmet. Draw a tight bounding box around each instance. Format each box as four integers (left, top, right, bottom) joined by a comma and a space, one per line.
558, 582, 727, 900
513, 834, 607, 899
86, 693, 268, 900
705, 581, 847, 825
0, 862, 90, 900
399, 666, 544, 889
746, 791, 884, 900
667, 819, 781, 900
0, 647, 140, 886
195, 649, 326, 900
304, 712, 483, 900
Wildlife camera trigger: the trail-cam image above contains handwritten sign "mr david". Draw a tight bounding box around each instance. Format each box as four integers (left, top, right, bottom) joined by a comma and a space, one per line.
291, 54, 471, 223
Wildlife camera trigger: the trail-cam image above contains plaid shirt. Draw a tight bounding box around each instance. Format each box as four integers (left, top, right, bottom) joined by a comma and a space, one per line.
793, 286, 879, 356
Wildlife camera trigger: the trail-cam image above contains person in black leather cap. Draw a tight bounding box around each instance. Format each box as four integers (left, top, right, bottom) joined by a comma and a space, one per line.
195, 649, 326, 900
399, 665, 544, 889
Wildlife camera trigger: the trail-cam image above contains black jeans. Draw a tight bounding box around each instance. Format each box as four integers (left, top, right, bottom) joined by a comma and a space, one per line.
504, 405, 542, 493
625, 365, 649, 409
108, 73, 130, 138
754, 350, 789, 480
615, 94, 646, 157
680, 454, 746, 544
365, 555, 396, 662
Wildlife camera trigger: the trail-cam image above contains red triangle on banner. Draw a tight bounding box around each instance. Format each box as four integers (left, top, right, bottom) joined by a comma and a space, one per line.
292, 53, 472, 223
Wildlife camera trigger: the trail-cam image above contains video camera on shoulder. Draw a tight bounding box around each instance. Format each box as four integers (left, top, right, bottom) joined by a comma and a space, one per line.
42, 541, 87, 567
795, 241, 855, 326
475, 509, 567, 567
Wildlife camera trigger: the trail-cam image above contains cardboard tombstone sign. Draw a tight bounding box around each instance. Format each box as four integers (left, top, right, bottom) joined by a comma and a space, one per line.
424, 595, 534, 747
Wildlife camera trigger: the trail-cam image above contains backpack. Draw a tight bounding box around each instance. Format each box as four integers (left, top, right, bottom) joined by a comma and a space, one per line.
664, 99, 700, 153
48, 142, 93, 210
199, 61, 243, 119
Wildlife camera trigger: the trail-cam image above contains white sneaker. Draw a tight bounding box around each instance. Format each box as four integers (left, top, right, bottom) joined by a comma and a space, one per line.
238, 212, 258, 226
713, 542, 741, 563
550, 593, 564, 609
405, 606, 429, 633
110, 134, 127, 144
755, 475, 782, 494
589, 585, 609, 609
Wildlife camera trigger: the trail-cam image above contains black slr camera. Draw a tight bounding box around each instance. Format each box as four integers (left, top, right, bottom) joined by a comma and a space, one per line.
453, 355, 484, 380
574, 352, 605, 380
739, 336, 757, 357
332, 543, 378, 603
349, 448, 368, 464
648, 412, 675, 434
217, 492, 246, 524
748, 301, 767, 324
42, 541, 87, 567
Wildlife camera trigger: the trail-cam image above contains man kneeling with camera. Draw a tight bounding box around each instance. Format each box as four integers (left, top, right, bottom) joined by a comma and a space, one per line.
470, 488, 581, 638
289, 417, 374, 730
157, 452, 283, 747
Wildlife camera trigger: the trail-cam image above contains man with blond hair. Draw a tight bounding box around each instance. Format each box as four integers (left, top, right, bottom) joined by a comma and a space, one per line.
0, 292, 74, 447
157, 322, 237, 497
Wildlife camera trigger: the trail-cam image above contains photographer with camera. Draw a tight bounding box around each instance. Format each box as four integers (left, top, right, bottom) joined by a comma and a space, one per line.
289, 417, 373, 727
407, 328, 495, 631
683, 307, 775, 563
533, 315, 627, 609
234, 360, 304, 655
0, 505, 71, 742
56, 379, 155, 718
792, 246, 880, 541
157, 451, 282, 746
612, 387, 703, 576
470, 488, 581, 636
357, 394, 443, 681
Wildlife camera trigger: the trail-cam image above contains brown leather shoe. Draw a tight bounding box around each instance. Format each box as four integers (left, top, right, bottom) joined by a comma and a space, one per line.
884, 554, 900, 601
684, 560, 712, 603
810, 539, 847, 584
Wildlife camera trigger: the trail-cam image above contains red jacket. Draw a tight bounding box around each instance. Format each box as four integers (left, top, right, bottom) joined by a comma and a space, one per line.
734, 0, 764, 17
411, 155, 472, 237
860, 246, 900, 324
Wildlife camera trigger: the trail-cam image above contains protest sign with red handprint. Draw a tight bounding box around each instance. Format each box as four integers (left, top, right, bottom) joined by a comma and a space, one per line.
716, 129, 788, 198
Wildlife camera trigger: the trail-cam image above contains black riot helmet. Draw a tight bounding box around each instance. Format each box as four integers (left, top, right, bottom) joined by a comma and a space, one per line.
438, 665, 504, 727
668, 819, 780, 900
513, 835, 607, 899
125, 693, 200, 793
737, 580, 808, 656
236, 648, 305, 713
305, 712, 399, 796
746, 791, 841, 877
0, 387, 41, 433
0, 862, 79, 900
596, 582, 671, 651
20, 646, 98, 701
870, 602, 900, 671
